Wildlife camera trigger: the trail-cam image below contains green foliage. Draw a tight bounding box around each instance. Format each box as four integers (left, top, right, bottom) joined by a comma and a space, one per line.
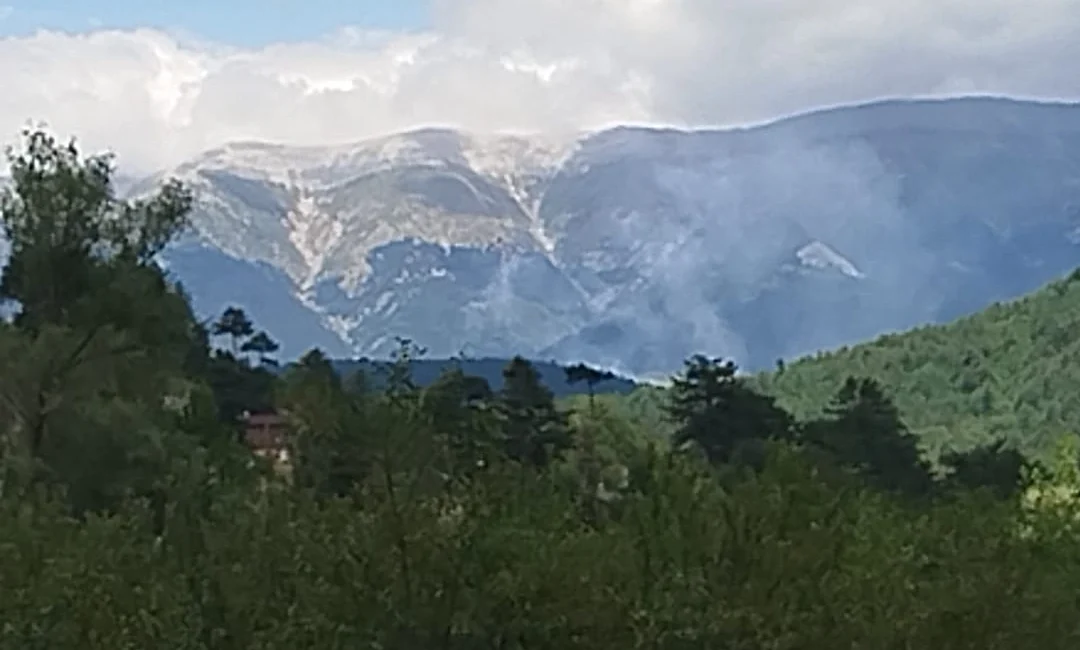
240, 329, 279, 365
279, 349, 373, 496
564, 361, 618, 410
4, 441, 1080, 648
667, 355, 794, 464
0, 129, 191, 335
753, 270, 1080, 461
497, 356, 571, 468
0, 129, 226, 516
212, 306, 254, 355
419, 366, 500, 479
943, 439, 1033, 499
202, 350, 277, 424
803, 376, 935, 497
334, 356, 639, 399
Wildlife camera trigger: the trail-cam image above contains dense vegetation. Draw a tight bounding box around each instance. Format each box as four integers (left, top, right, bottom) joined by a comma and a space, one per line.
748, 269, 1080, 463
3, 129, 1080, 647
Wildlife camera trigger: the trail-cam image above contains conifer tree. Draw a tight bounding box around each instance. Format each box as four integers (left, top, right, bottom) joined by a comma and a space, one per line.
279, 349, 370, 497
240, 330, 280, 366
942, 438, 1031, 499
667, 355, 794, 465
421, 367, 497, 478
805, 376, 934, 496
498, 356, 570, 468
565, 362, 616, 410
212, 306, 254, 356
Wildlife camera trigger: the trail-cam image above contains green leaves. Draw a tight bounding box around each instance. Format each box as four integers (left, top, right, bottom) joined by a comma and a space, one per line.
754, 267, 1080, 463
1, 129, 191, 335
667, 355, 795, 465
804, 376, 936, 497
3, 417, 1080, 648
498, 356, 572, 469
0, 128, 213, 520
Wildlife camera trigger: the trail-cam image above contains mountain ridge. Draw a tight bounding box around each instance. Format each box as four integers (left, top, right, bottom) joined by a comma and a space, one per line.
107, 95, 1080, 374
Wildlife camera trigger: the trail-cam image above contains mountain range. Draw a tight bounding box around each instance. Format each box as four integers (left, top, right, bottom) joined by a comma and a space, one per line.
53, 97, 1080, 376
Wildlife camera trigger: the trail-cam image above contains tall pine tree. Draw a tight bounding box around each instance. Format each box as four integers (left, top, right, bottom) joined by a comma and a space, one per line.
804, 377, 934, 497
498, 356, 570, 468
667, 355, 794, 465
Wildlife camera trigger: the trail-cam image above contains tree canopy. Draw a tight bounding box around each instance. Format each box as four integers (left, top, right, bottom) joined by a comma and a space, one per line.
751, 268, 1080, 463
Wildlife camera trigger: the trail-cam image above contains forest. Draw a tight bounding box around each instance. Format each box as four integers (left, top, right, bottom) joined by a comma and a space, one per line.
2, 129, 1080, 648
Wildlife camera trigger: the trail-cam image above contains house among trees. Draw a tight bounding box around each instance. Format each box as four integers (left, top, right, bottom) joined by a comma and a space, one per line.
241, 410, 289, 463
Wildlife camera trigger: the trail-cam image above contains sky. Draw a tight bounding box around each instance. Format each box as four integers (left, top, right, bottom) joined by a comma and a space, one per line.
0, 1, 431, 46
1, 0, 1079, 173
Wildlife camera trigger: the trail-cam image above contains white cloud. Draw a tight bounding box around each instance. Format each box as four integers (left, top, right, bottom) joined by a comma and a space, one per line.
1, 0, 1079, 173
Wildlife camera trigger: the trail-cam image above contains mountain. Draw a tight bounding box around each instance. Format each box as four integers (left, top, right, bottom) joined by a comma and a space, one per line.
124, 96, 1080, 376
751, 267, 1080, 461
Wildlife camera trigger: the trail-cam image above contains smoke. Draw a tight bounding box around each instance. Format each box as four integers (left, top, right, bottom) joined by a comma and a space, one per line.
547, 116, 951, 374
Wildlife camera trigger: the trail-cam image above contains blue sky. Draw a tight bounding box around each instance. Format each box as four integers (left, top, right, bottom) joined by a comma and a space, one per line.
0, 0, 431, 46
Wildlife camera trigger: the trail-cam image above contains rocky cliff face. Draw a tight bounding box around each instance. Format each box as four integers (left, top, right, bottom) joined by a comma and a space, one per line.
122, 96, 1080, 375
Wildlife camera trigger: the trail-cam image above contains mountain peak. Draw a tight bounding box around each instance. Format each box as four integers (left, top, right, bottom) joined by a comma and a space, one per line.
795, 241, 865, 279
131, 96, 1080, 374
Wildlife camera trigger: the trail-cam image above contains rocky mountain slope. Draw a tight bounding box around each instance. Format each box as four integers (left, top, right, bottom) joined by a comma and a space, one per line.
127, 96, 1080, 376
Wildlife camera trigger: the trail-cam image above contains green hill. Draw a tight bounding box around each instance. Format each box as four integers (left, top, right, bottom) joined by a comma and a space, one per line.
749, 268, 1080, 460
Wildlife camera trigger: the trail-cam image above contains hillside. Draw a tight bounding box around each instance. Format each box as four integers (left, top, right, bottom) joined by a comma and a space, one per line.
128, 96, 1080, 375
751, 268, 1080, 459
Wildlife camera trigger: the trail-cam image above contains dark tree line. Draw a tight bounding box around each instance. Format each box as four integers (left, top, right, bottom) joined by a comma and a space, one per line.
666, 355, 1030, 499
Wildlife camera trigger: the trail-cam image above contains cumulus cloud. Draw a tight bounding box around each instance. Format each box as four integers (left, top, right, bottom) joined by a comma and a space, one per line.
1, 0, 1079, 173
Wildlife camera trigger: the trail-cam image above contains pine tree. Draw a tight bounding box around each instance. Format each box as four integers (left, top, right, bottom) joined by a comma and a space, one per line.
666, 355, 794, 465
240, 330, 280, 366
212, 306, 254, 356
421, 367, 497, 478
279, 349, 370, 497
564, 362, 616, 411
805, 376, 934, 496
498, 356, 570, 468
941, 439, 1031, 499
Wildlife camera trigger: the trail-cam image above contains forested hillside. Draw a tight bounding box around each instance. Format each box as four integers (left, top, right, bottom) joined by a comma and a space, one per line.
751, 270, 1080, 461
4, 129, 1080, 647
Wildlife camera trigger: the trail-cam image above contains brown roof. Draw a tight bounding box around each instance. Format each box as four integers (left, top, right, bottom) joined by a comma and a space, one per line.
242, 411, 286, 424
242, 411, 288, 451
